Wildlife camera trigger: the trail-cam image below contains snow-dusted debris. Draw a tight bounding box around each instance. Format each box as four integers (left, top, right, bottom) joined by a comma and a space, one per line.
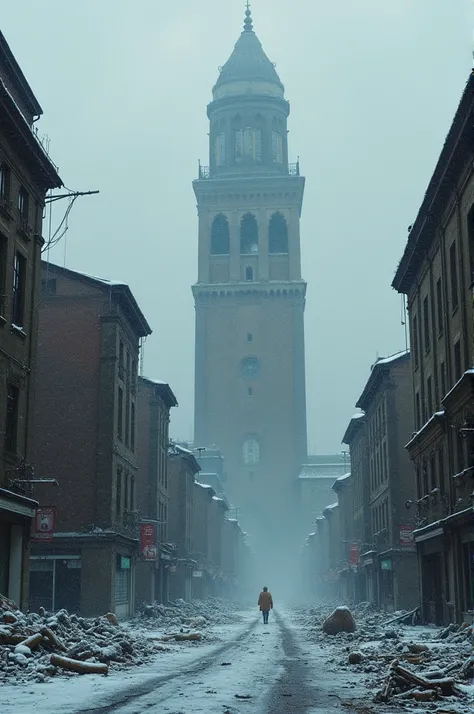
300, 602, 474, 710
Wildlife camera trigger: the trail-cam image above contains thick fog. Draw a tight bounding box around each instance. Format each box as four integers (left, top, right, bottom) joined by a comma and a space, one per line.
2, 0, 472, 453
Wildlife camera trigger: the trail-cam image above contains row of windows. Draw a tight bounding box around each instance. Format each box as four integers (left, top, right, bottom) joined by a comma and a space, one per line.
115, 468, 135, 524
0, 237, 28, 328
372, 499, 389, 536
117, 385, 136, 451
0, 162, 31, 226
213, 129, 284, 167
416, 447, 444, 498
368, 398, 386, 445
414, 345, 460, 430
210, 211, 288, 255
369, 438, 388, 493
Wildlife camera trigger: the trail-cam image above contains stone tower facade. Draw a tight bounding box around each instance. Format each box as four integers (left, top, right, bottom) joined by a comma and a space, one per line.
193, 7, 307, 547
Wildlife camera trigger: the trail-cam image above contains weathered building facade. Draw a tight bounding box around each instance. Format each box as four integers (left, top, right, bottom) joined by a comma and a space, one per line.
29, 263, 151, 617
355, 352, 418, 611
135, 377, 177, 606
0, 31, 61, 609
342, 413, 370, 601
393, 71, 474, 624
192, 7, 307, 557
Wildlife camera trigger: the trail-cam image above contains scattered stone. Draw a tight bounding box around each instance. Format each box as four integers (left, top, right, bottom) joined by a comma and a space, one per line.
322, 607, 356, 636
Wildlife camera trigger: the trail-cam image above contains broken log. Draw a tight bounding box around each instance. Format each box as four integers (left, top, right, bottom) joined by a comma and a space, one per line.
18, 633, 43, 650
173, 632, 202, 642
385, 608, 419, 626
41, 626, 66, 651
50, 654, 108, 675
392, 662, 456, 696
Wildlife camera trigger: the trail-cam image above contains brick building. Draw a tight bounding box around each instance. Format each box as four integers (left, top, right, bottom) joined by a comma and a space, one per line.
356, 352, 418, 612
135, 377, 177, 606
342, 413, 370, 601
29, 263, 151, 617
0, 31, 61, 609
331, 473, 354, 600
191, 481, 215, 599
168, 444, 200, 601
393, 71, 474, 624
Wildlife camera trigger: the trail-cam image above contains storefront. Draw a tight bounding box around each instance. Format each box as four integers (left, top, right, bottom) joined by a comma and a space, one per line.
0, 488, 37, 610
29, 555, 81, 612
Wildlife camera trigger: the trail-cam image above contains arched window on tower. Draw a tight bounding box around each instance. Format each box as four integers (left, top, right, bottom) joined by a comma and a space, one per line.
268, 212, 288, 254
240, 213, 258, 254
242, 436, 260, 466
272, 131, 283, 164
214, 133, 226, 167
245, 266, 253, 281
235, 127, 262, 164
210, 213, 230, 255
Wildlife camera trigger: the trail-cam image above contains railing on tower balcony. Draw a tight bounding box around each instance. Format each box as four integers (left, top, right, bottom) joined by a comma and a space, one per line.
197, 159, 301, 179
288, 160, 300, 176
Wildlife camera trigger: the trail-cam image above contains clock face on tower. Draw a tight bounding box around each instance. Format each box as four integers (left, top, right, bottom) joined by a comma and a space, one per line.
240, 356, 260, 379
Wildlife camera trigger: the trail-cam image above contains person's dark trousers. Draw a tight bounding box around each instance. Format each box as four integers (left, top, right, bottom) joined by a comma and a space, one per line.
262, 610, 270, 624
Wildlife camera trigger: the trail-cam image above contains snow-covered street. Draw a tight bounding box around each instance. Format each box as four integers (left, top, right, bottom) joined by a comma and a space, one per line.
1, 605, 403, 714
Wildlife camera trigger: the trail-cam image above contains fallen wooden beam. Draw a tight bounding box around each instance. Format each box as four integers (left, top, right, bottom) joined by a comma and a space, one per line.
50, 654, 108, 675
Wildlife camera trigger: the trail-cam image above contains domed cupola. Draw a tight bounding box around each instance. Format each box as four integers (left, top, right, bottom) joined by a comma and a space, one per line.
212, 4, 285, 101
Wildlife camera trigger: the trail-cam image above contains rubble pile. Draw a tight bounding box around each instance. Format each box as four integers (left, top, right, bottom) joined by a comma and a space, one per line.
302, 604, 474, 709
0, 598, 168, 682
135, 597, 243, 629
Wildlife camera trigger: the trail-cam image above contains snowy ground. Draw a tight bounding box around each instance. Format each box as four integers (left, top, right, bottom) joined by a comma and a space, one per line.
3, 606, 473, 713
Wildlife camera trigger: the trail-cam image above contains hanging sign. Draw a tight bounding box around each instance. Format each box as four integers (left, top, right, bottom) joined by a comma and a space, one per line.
349, 542, 359, 565
32, 507, 56, 543
399, 525, 414, 548
140, 523, 157, 561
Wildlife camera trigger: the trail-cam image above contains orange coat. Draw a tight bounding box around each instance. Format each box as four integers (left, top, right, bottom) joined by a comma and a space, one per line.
258, 591, 273, 611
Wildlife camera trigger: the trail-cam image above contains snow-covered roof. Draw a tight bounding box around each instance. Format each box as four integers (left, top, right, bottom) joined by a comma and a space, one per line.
298, 464, 346, 479
351, 412, 364, 420
72, 270, 127, 287
196, 482, 213, 491
336, 472, 351, 482
324, 502, 338, 511
372, 350, 409, 368
406, 410, 445, 448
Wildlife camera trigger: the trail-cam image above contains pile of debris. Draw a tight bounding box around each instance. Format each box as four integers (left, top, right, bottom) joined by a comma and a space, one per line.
0, 597, 168, 682
135, 597, 243, 629
303, 603, 474, 708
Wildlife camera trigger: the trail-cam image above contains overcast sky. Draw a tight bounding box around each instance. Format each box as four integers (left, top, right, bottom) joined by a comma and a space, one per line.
2, 1, 473, 453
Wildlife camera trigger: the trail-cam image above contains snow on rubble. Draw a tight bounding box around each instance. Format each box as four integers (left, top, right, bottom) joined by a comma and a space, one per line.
0, 592, 243, 684
300, 601, 474, 711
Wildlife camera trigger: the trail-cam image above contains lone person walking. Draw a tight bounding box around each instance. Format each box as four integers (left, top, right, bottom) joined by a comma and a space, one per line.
258, 586, 273, 624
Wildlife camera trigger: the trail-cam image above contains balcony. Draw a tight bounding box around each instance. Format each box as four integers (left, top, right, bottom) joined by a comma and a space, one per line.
197, 159, 301, 179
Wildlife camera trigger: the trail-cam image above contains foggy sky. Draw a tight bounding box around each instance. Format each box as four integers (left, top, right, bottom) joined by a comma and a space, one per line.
2, 1, 472, 454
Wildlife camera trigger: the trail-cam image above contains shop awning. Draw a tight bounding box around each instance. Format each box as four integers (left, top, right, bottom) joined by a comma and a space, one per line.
0, 488, 37, 518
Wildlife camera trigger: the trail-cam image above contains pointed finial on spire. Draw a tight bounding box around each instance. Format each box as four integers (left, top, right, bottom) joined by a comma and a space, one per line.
244, 1, 253, 32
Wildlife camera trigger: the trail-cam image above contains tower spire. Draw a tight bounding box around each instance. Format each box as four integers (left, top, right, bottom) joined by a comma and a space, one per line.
244, 1, 253, 32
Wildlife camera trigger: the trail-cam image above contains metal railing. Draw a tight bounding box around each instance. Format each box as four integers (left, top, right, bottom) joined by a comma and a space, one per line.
197, 159, 301, 179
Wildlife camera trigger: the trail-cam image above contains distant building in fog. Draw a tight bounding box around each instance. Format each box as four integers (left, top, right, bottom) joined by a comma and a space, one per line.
299, 454, 348, 532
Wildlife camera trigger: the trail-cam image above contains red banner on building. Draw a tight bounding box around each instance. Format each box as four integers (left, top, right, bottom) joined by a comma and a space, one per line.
400, 525, 414, 548
32, 507, 56, 542
140, 523, 157, 561
349, 542, 359, 565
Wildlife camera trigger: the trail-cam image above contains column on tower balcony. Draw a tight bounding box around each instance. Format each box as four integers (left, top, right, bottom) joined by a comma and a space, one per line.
198, 209, 210, 283
288, 206, 302, 281
230, 210, 240, 281
258, 207, 269, 280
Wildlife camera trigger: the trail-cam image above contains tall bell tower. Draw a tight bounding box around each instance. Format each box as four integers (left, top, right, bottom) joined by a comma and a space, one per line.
193, 5, 307, 549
